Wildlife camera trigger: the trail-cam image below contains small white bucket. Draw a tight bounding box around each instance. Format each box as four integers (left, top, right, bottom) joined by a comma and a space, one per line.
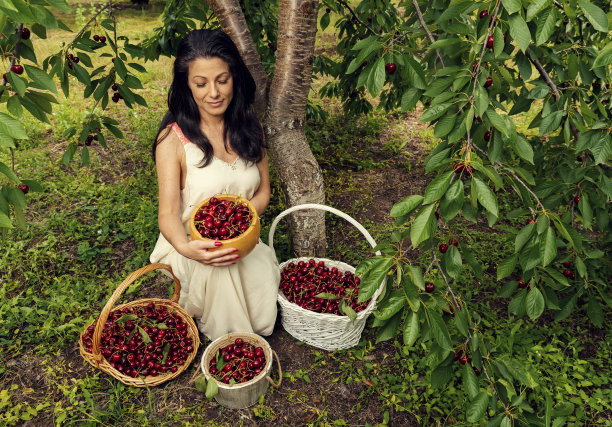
201, 332, 281, 409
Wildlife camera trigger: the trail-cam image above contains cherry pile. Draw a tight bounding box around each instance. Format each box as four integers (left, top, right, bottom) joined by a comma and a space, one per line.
81, 302, 195, 378
208, 338, 267, 384
279, 259, 368, 315
194, 197, 253, 240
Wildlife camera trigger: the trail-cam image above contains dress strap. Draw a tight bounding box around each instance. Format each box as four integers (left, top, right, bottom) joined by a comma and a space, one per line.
169, 122, 190, 146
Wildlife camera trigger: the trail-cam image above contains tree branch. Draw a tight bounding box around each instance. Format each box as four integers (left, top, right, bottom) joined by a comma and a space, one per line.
410, 0, 445, 68
336, 0, 379, 35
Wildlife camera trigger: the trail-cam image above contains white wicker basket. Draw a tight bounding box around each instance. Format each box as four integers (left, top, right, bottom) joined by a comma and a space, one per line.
268, 204, 385, 351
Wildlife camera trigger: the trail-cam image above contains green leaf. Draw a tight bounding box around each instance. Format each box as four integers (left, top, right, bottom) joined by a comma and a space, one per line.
589, 134, 611, 165
390, 195, 423, 218
455, 306, 469, 337
526, 0, 550, 21
0, 113, 28, 139
586, 297, 603, 328
502, 0, 522, 14
497, 254, 517, 280
375, 311, 402, 343
486, 109, 509, 137
24, 65, 58, 94
474, 85, 489, 117
466, 391, 489, 422
0, 210, 12, 228
6, 96, 22, 118
440, 178, 464, 221
205, 378, 219, 399
514, 222, 535, 253
593, 43, 612, 68
6, 72, 26, 97
540, 227, 557, 267
420, 103, 452, 122
526, 287, 545, 320
410, 203, 436, 248
366, 57, 386, 97
401, 88, 421, 111
509, 14, 531, 52
433, 114, 457, 138
195, 376, 207, 392
138, 326, 151, 344
513, 136, 534, 164
403, 311, 419, 347
375, 290, 405, 321
340, 301, 357, 322
429, 311, 452, 350
46, 0, 72, 13
431, 365, 453, 388
578, 0, 608, 32
8, 188, 26, 209
0, 161, 20, 182
473, 177, 498, 217
407, 265, 425, 291
423, 171, 454, 204
535, 8, 557, 46
442, 245, 462, 279
463, 363, 479, 399
356, 257, 393, 302
314, 292, 340, 300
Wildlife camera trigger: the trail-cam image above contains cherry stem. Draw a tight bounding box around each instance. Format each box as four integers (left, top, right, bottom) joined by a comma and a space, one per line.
68, 3, 111, 49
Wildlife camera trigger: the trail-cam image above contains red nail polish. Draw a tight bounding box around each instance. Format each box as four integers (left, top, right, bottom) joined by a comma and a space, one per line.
214, 241, 222, 247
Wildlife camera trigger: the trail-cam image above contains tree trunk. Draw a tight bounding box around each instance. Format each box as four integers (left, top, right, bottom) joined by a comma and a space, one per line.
207, 0, 327, 256
265, 0, 326, 256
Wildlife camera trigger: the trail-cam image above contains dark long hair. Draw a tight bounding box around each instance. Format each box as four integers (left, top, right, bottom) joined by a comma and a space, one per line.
152, 29, 265, 166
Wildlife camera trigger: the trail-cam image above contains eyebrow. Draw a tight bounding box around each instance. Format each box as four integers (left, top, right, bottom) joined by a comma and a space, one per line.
192, 72, 230, 80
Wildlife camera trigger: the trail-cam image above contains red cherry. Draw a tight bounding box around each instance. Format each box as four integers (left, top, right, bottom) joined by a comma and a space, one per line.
11, 64, 23, 75
439, 244, 449, 253
448, 239, 459, 247
525, 219, 536, 225
473, 367, 481, 376
385, 63, 396, 74
99, 35, 106, 43
484, 131, 491, 142
460, 356, 468, 365
18, 184, 29, 194
484, 77, 493, 88
425, 282, 435, 293
573, 195, 581, 204
93, 34, 100, 42
518, 279, 527, 288
562, 261, 571, 268
20, 27, 30, 40
563, 269, 572, 278
479, 10, 489, 19
486, 35, 494, 49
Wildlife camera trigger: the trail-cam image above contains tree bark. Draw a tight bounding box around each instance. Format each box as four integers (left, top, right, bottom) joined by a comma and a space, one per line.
207, 0, 327, 256
207, 0, 268, 116
265, 0, 326, 256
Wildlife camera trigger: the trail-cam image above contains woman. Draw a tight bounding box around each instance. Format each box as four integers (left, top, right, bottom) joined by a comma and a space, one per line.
150, 29, 279, 340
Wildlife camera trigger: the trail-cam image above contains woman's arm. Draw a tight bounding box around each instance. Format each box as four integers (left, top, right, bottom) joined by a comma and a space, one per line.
156, 132, 239, 266
249, 152, 272, 215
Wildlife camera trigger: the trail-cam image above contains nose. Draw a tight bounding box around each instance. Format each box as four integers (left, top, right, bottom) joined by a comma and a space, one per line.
209, 82, 220, 98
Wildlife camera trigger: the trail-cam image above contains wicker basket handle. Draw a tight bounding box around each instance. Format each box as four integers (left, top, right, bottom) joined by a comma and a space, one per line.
268, 204, 382, 258
91, 263, 181, 362
266, 349, 282, 388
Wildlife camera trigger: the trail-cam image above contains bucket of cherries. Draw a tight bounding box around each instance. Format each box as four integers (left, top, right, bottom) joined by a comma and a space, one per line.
189, 194, 260, 258
268, 204, 386, 351
200, 332, 281, 409
79, 264, 200, 387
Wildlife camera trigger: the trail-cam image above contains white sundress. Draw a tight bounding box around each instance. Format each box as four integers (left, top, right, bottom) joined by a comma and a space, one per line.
150, 122, 279, 340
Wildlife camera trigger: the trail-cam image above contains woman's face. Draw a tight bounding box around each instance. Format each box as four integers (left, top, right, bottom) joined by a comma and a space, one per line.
187, 56, 234, 122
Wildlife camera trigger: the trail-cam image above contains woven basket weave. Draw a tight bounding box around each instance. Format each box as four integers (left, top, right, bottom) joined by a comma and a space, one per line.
79, 263, 200, 387
200, 332, 281, 409
268, 204, 385, 351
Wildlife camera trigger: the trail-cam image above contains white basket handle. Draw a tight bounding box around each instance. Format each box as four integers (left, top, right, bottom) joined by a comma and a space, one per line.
268, 203, 382, 258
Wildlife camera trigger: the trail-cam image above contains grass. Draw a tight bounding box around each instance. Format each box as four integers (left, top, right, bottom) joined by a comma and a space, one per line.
0, 1, 610, 426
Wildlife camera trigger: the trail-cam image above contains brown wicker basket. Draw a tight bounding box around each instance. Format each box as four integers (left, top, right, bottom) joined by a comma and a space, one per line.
79, 263, 200, 387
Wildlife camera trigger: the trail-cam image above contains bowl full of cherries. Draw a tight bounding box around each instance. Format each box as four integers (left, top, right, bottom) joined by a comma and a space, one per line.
189, 194, 260, 258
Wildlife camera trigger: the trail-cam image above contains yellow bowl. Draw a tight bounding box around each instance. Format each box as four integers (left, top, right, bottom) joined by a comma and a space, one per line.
189, 194, 260, 258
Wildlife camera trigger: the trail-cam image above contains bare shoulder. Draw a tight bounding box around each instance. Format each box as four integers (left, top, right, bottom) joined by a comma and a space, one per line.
155, 127, 183, 163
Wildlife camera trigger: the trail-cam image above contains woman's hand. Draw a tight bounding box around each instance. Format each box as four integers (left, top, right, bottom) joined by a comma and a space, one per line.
178, 240, 240, 267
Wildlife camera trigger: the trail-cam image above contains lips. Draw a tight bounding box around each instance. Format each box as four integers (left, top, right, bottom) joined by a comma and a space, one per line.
208, 101, 224, 108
